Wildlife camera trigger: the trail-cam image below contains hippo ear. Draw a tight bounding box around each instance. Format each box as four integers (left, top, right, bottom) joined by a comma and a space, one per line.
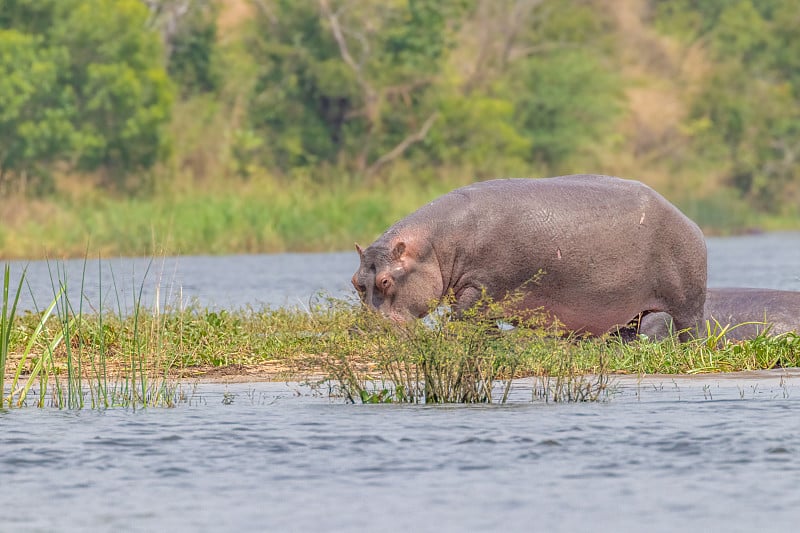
391, 242, 406, 261
355, 243, 364, 259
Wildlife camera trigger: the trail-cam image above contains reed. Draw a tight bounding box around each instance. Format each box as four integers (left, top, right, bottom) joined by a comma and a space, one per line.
0, 175, 465, 259
3, 169, 800, 260
3, 259, 182, 408
319, 293, 614, 404
1, 265, 24, 405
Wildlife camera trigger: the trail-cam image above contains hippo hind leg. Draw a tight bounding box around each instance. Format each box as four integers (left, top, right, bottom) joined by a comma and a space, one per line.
669, 301, 704, 343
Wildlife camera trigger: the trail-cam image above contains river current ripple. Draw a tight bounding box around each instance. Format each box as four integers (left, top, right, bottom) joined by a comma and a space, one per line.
3, 374, 800, 531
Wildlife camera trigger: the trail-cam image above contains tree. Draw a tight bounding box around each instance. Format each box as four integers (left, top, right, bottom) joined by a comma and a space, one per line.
0, 0, 174, 192
144, 0, 221, 95
0, 30, 74, 193
246, 0, 467, 178
510, 50, 621, 170
447, 0, 621, 174
657, 0, 800, 210
51, 0, 174, 187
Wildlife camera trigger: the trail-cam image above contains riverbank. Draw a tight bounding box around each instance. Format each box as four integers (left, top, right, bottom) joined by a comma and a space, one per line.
0, 175, 463, 260
3, 301, 799, 407
2, 175, 799, 260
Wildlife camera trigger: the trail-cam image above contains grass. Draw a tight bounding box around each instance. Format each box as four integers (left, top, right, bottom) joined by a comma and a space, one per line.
3, 265, 800, 408
0, 174, 467, 259
1, 264, 25, 404
3, 171, 800, 260
318, 298, 800, 404
2, 260, 182, 408
318, 293, 614, 404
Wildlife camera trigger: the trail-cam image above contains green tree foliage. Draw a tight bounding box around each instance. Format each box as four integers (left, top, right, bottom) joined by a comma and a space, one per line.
146, 0, 221, 95
656, 0, 800, 210
242, 0, 621, 180
510, 50, 620, 170
53, 0, 174, 185
2, 0, 795, 220
0, 0, 173, 192
0, 30, 73, 192
245, 0, 468, 176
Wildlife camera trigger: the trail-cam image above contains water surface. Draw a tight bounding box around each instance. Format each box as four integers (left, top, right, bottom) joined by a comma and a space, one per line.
6, 232, 800, 313
3, 233, 800, 531
3, 372, 800, 531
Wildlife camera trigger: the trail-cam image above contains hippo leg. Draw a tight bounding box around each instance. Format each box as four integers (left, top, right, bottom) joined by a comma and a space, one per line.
637, 311, 676, 341
668, 301, 704, 343
453, 286, 483, 317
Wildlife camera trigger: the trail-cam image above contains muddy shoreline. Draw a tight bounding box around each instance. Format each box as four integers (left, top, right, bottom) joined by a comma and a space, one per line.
173, 365, 800, 385
8, 364, 800, 385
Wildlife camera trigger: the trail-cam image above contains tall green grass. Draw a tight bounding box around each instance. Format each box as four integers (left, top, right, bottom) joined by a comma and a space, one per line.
1, 265, 25, 404
4, 171, 800, 260
317, 294, 800, 404
1, 175, 466, 259
321, 295, 607, 404
2, 260, 181, 408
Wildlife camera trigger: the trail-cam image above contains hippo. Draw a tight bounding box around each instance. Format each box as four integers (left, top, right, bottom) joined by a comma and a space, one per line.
638, 287, 800, 341
352, 175, 707, 341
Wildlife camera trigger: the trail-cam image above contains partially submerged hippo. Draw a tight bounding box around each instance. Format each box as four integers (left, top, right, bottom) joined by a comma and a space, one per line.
638, 287, 800, 341
352, 175, 707, 341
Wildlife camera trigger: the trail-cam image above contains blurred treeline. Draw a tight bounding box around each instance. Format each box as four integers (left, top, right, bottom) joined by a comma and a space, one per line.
1, 0, 799, 216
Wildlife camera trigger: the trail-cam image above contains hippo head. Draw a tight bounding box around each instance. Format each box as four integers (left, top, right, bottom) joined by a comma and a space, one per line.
351, 236, 443, 322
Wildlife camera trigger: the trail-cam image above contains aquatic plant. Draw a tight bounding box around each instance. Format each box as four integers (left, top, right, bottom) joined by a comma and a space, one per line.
1, 264, 24, 405
320, 292, 613, 404
3, 259, 183, 409
319, 290, 800, 404
587, 326, 800, 376
5, 263, 800, 408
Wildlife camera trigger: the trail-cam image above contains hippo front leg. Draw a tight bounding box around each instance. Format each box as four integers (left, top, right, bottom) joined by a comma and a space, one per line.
452, 286, 483, 318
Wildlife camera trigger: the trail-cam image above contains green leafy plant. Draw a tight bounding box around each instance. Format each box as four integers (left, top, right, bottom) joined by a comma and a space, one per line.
1, 264, 25, 404
321, 291, 605, 404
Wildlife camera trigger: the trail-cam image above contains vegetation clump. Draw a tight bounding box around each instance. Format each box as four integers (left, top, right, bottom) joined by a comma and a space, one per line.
320, 292, 612, 404
3, 270, 799, 409
2, 0, 800, 259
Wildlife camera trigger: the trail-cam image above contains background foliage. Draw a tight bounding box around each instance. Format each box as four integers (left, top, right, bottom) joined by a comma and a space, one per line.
1, 0, 799, 258
0, 0, 174, 192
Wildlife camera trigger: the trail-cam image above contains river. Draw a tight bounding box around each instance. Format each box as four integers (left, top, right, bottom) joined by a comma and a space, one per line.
5, 232, 800, 313
3, 372, 800, 531
2, 232, 800, 531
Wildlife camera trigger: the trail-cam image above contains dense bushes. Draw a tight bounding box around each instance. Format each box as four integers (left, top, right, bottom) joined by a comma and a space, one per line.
0, 0, 798, 220
656, 0, 800, 211
0, 0, 174, 192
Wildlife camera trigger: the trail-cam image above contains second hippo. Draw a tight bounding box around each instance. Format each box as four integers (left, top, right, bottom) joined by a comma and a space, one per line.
638, 287, 800, 341
352, 175, 707, 341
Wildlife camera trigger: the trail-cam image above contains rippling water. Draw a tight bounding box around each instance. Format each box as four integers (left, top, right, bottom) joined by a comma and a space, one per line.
6, 232, 800, 313
3, 372, 800, 531
3, 233, 800, 531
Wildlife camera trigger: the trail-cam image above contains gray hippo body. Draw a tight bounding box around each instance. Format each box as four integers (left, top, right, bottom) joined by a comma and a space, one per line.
352, 175, 707, 341
639, 287, 800, 341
